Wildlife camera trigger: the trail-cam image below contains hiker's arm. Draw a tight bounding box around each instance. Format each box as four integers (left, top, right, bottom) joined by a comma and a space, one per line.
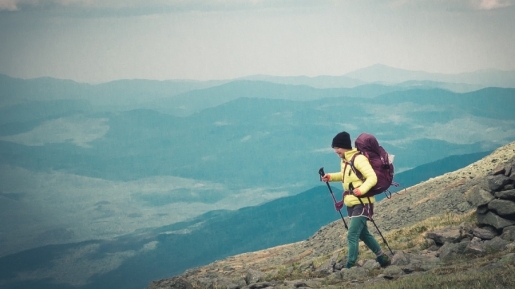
354, 155, 377, 195
327, 172, 343, 182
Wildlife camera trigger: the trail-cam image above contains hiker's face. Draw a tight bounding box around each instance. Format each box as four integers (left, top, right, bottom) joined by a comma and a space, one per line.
333, 147, 345, 159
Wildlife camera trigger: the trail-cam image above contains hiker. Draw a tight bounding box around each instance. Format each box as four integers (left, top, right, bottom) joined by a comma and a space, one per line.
321, 131, 391, 268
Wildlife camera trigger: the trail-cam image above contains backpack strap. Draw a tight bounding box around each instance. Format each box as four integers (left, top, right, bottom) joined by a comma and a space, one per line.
348, 152, 364, 181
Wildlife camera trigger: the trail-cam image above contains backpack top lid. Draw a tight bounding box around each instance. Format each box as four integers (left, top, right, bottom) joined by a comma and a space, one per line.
355, 133, 381, 156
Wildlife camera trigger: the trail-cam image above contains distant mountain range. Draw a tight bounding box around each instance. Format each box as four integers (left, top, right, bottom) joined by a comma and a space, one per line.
0, 64, 514, 289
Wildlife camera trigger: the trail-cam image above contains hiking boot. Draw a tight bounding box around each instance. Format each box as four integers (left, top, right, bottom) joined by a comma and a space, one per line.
376, 254, 390, 267
345, 261, 355, 269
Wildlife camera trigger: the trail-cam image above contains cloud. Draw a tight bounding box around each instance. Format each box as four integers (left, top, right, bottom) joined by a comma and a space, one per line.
0, 0, 35, 11
0, 115, 109, 147
0, 0, 323, 13
418, 116, 515, 145
475, 0, 513, 9
387, 0, 513, 11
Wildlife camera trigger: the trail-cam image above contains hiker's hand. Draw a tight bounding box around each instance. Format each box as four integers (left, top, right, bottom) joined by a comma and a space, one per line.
321, 174, 331, 182
335, 200, 343, 211
352, 188, 362, 197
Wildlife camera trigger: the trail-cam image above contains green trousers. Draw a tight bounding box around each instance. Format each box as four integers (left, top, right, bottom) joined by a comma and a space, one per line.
347, 216, 382, 264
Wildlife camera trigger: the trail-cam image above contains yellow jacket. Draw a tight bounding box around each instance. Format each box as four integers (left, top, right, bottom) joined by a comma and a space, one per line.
328, 148, 378, 207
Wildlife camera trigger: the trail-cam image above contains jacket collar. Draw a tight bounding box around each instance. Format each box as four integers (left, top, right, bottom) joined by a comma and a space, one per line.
343, 148, 359, 162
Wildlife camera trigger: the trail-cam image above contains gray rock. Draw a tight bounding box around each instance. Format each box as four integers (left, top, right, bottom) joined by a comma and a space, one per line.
438, 240, 469, 261
282, 279, 308, 287
340, 266, 368, 281
245, 269, 265, 285
492, 164, 506, 176
472, 226, 498, 240
391, 250, 410, 266
457, 201, 472, 212
466, 186, 494, 207
361, 259, 380, 270
315, 251, 339, 275
488, 199, 515, 216
148, 277, 194, 289
484, 236, 510, 253
425, 227, 463, 245
247, 281, 274, 289
477, 205, 489, 214
465, 237, 487, 256
477, 211, 515, 229
488, 175, 511, 191
495, 189, 515, 200
501, 225, 515, 241
382, 265, 403, 279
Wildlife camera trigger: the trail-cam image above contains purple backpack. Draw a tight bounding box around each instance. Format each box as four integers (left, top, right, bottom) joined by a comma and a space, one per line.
349, 133, 397, 197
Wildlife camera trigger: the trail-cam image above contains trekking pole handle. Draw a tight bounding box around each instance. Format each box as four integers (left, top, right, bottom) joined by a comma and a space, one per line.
318, 167, 325, 180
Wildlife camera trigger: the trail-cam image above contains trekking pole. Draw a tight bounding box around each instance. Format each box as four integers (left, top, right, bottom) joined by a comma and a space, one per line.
318, 167, 348, 230
351, 184, 394, 255
370, 217, 394, 255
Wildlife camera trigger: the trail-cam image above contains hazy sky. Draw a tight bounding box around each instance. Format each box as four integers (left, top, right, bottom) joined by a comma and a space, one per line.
1, 0, 514, 83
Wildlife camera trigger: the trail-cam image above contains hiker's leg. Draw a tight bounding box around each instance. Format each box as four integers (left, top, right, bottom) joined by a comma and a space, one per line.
359, 224, 391, 267
347, 216, 368, 266
359, 222, 382, 256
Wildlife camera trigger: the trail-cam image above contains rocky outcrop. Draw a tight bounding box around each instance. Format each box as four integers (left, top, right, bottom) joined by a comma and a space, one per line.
466, 161, 515, 230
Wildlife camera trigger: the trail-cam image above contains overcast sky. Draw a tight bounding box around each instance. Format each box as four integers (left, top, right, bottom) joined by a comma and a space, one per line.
1, 0, 514, 83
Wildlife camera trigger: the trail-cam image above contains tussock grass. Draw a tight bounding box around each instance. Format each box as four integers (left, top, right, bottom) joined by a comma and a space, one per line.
384, 210, 476, 251
262, 210, 515, 289
340, 210, 476, 261
266, 210, 483, 284
361, 251, 515, 289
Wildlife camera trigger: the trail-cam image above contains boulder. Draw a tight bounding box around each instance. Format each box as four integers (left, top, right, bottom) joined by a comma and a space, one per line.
464, 237, 487, 256
245, 269, 265, 285
472, 226, 497, 240
391, 250, 410, 266
425, 227, 463, 245
501, 226, 515, 241
487, 175, 511, 191
484, 236, 510, 253
382, 265, 403, 279
466, 186, 494, 207
488, 199, 515, 216
477, 211, 515, 230
494, 189, 515, 200
438, 240, 469, 261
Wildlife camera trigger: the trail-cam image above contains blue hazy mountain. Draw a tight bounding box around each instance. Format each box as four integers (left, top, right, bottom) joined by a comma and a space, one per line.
1, 88, 509, 186
0, 79, 513, 258
0, 151, 491, 289
0, 73, 228, 108
345, 64, 515, 88
0, 70, 514, 288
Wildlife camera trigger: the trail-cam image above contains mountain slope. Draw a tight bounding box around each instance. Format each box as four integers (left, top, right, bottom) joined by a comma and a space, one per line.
151, 141, 515, 288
